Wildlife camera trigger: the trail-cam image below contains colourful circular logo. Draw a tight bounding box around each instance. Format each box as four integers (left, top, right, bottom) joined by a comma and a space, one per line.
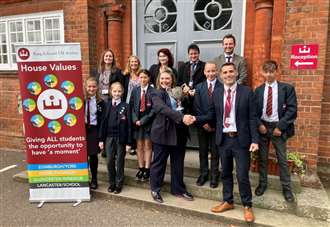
31, 114, 45, 128
69, 97, 83, 110
64, 113, 77, 127
48, 120, 61, 134
27, 82, 42, 95
23, 98, 36, 112
44, 74, 58, 88
61, 81, 75, 94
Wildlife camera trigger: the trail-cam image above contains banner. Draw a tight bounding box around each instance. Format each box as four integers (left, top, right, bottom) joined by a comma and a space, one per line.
16, 44, 90, 202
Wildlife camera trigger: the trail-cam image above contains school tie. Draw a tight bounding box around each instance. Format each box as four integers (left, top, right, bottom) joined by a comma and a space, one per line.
112, 101, 117, 107
140, 89, 146, 112
86, 98, 90, 126
208, 83, 213, 97
226, 56, 232, 63
190, 62, 196, 84
224, 89, 232, 128
266, 86, 272, 116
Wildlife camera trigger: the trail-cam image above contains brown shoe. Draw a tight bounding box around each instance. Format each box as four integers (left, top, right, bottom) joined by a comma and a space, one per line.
211, 201, 234, 213
244, 207, 255, 223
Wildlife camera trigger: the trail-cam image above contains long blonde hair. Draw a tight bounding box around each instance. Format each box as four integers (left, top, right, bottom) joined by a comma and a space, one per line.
123, 55, 142, 76
98, 49, 118, 74
156, 67, 176, 89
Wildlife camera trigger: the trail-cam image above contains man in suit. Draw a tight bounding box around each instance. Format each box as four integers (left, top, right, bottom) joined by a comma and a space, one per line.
254, 60, 297, 203
193, 62, 220, 188
184, 62, 258, 223
213, 34, 248, 85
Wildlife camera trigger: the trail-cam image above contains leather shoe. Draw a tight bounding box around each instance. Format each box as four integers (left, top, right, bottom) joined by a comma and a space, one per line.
196, 175, 208, 186
151, 191, 163, 203
211, 201, 234, 213
175, 191, 194, 201
114, 187, 122, 194
283, 189, 295, 203
90, 180, 98, 190
108, 186, 115, 193
255, 185, 267, 196
136, 169, 143, 181
244, 206, 255, 223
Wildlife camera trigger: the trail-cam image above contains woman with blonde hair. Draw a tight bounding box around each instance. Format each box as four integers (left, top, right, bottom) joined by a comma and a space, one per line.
123, 55, 142, 103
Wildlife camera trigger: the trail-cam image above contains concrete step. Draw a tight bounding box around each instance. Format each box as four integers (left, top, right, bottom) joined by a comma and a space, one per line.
92, 181, 328, 227
99, 151, 302, 193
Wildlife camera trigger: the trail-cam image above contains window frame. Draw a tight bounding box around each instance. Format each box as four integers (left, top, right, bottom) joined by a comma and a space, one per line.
0, 10, 64, 71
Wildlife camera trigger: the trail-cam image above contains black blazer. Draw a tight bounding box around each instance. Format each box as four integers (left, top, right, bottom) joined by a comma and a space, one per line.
149, 64, 178, 86
177, 61, 206, 88
150, 88, 183, 146
255, 82, 297, 138
193, 80, 220, 127
98, 99, 132, 145
196, 84, 258, 148
130, 85, 156, 132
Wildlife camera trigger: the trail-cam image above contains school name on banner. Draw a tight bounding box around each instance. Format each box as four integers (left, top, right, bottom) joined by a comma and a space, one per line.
16, 44, 90, 202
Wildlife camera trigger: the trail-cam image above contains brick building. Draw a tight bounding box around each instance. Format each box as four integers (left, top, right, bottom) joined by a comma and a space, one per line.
0, 0, 329, 173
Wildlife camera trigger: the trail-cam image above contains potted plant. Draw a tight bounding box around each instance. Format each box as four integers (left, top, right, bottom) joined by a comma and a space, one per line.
287, 152, 306, 176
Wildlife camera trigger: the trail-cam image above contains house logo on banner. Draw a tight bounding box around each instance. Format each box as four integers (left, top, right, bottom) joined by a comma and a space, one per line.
24, 74, 80, 134
18, 48, 30, 60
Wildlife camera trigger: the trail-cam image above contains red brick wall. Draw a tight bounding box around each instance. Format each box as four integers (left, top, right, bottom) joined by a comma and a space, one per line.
281, 0, 330, 169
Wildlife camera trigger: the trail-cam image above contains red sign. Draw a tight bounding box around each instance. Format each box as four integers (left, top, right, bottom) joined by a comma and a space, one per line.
290, 44, 318, 69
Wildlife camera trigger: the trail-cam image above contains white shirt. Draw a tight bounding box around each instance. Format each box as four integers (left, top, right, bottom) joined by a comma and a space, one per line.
207, 79, 217, 93
85, 96, 97, 125
224, 53, 234, 63
261, 81, 279, 122
223, 83, 237, 132
112, 98, 121, 106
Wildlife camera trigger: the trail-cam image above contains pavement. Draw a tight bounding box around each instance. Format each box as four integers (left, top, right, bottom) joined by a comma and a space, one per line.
0, 150, 234, 227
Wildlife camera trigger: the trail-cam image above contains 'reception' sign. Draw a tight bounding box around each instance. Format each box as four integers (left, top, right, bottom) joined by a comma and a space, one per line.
16, 44, 90, 203
290, 44, 318, 70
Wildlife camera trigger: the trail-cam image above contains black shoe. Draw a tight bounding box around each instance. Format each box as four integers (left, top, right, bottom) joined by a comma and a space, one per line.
210, 175, 219, 188
196, 175, 208, 186
108, 186, 115, 193
90, 180, 98, 190
143, 168, 150, 181
283, 189, 295, 203
255, 185, 267, 196
176, 191, 194, 201
114, 187, 122, 194
151, 191, 163, 203
136, 169, 144, 181
129, 149, 136, 156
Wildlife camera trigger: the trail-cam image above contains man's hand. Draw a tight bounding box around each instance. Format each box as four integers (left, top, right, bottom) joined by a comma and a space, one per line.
258, 124, 267, 134
135, 120, 141, 126
99, 142, 104, 150
202, 123, 212, 132
273, 127, 282, 136
183, 115, 196, 126
249, 143, 259, 152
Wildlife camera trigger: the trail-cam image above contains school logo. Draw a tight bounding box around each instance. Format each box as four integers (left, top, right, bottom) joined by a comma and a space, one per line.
18, 48, 30, 60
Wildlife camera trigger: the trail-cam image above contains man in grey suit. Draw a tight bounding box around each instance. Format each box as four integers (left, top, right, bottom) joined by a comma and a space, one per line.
213, 34, 248, 85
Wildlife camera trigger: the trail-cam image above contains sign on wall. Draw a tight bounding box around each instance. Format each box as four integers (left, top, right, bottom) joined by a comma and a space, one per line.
16, 44, 90, 203
290, 44, 318, 70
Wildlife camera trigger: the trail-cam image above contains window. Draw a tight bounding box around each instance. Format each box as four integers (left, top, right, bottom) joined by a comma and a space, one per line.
0, 11, 64, 70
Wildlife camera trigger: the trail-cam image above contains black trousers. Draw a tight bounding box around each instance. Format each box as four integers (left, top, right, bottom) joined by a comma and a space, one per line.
219, 135, 252, 207
88, 154, 98, 181
258, 121, 291, 191
150, 142, 187, 194
105, 136, 126, 188
197, 128, 219, 179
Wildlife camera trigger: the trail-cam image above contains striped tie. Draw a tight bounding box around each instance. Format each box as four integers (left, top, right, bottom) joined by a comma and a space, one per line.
266, 86, 272, 116
224, 89, 231, 128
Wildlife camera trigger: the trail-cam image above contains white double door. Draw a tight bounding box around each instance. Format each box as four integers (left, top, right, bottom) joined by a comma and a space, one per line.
135, 0, 245, 68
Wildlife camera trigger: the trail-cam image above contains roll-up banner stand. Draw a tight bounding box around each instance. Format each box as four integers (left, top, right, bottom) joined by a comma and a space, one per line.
15, 44, 90, 204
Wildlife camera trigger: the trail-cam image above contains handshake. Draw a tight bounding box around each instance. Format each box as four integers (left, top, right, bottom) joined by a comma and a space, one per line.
183, 115, 196, 126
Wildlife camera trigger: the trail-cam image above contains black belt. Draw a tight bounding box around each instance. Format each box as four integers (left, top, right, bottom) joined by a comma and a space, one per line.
261, 120, 278, 127
223, 132, 238, 137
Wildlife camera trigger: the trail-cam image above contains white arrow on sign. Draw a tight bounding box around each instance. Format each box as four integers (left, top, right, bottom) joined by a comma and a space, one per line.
294, 61, 314, 67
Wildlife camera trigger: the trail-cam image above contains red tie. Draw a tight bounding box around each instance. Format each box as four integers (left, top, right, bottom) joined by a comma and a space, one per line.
224, 89, 231, 128
140, 89, 146, 112
208, 83, 213, 97
86, 98, 90, 126
266, 86, 272, 116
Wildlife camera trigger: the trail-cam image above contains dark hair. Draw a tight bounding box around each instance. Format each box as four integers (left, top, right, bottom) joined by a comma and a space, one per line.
262, 60, 278, 72
98, 48, 118, 74
220, 62, 237, 71
223, 34, 236, 45
137, 69, 151, 78
187, 43, 200, 53
157, 48, 174, 68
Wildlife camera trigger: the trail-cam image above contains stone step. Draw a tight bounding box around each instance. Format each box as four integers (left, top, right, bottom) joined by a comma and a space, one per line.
92, 181, 328, 227
99, 150, 302, 193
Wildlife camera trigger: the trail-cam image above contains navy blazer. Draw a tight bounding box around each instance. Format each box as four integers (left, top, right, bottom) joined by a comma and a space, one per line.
98, 99, 132, 145
149, 64, 178, 86
177, 60, 206, 88
150, 88, 183, 146
130, 85, 155, 132
255, 82, 297, 138
193, 80, 220, 127
196, 84, 258, 148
